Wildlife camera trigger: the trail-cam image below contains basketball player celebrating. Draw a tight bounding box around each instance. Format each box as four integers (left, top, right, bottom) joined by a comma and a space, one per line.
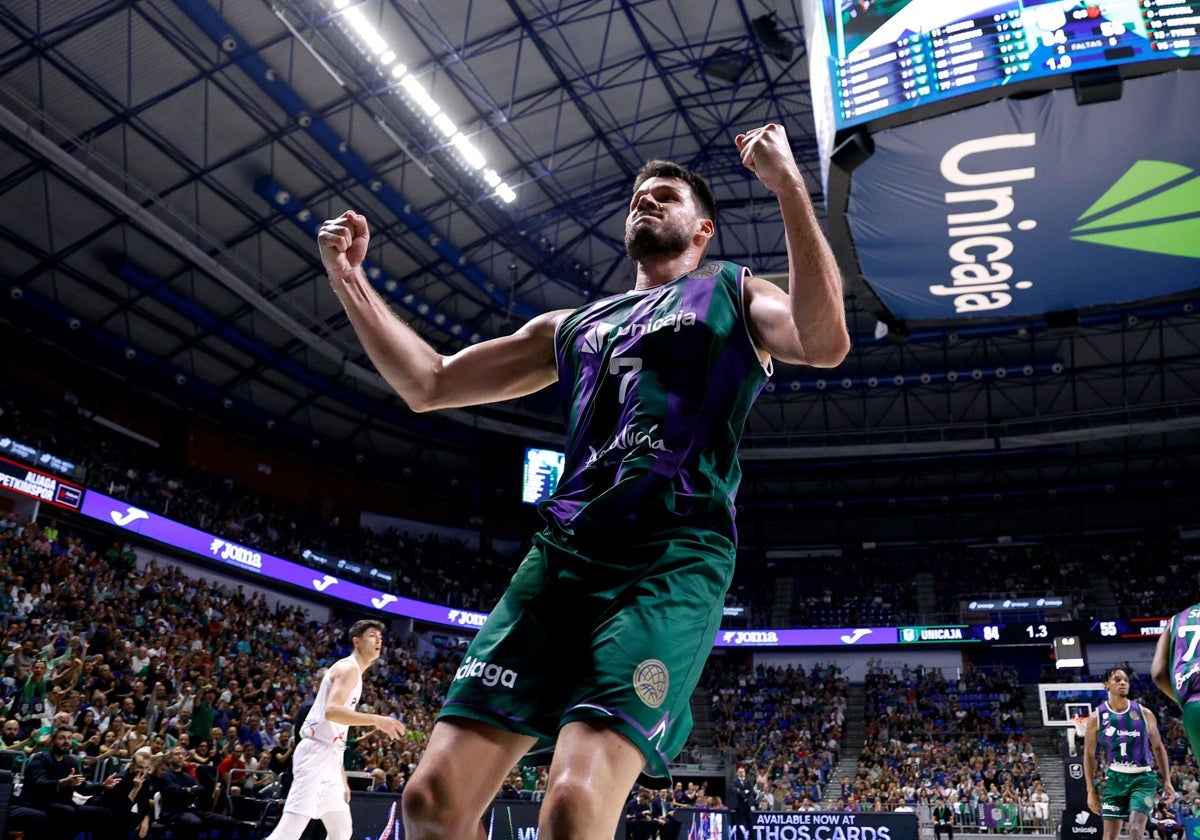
318, 123, 849, 840
264, 619, 406, 840
1084, 667, 1174, 840
1152, 597, 1200, 760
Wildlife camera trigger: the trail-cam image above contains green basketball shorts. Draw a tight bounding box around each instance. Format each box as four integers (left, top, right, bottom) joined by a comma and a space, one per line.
438, 524, 735, 780
1183, 702, 1200, 765
1101, 769, 1159, 820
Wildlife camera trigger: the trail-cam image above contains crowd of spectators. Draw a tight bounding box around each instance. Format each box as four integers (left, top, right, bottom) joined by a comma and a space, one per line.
621, 782, 737, 840
839, 662, 1046, 831
12, 371, 1200, 840
0, 511, 859, 837
1105, 542, 1200, 618
0, 513, 476, 837
783, 557, 917, 629
704, 660, 842, 811
8, 385, 1198, 634
926, 544, 1092, 623
0, 390, 521, 615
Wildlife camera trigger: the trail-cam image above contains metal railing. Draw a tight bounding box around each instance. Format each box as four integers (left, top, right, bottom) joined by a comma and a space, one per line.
910, 800, 1057, 836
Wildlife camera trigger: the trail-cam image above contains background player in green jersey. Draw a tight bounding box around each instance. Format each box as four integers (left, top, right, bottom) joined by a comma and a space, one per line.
317, 123, 849, 840
1084, 667, 1174, 840
1151, 596, 1200, 761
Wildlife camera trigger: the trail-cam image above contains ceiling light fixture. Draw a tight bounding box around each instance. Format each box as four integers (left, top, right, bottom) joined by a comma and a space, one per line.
326, 1, 517, 204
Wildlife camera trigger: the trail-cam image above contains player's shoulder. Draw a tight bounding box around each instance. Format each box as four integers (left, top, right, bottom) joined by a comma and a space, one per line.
691, 259, 742, 279
1176, 603, 1200, 621
526, 308, 572, 332
328, 657, 358, 677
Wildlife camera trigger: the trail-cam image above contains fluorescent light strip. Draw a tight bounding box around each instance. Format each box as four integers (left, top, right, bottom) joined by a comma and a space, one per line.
452, 133, 485, 169
433, 113, 456, 138
343, 6, 388, 55
327, 2, 516, 203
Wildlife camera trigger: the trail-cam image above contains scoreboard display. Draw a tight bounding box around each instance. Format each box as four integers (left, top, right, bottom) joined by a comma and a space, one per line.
0, 454, 83, 511
899, 617, 1166, 645
887, 617, 1166, 647
521, 446, 563, 505
816, 0, 1200, 131
713, 617, 1170, 648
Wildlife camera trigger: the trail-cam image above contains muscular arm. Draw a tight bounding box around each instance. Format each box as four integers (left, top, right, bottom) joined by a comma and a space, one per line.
1146, 708, 1176, 799
1084, 712, 1101, 813
738, 124, 850, 368
1152, 623, 1176, 704
320, 211, 565, 412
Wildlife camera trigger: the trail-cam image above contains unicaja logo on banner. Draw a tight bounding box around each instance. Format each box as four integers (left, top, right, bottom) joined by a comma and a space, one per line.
933, 133, 1038, 314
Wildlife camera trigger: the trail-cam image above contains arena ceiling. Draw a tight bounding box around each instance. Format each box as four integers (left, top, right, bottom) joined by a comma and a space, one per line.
1, 1, 1199, 547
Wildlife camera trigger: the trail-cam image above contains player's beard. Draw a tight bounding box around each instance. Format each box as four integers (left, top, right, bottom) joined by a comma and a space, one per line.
624, 216, 691, 262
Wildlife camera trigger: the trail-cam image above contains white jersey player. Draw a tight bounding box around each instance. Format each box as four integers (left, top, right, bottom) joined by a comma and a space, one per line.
265, 619, 406, 840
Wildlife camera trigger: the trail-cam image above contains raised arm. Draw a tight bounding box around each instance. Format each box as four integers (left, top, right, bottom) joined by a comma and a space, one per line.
736, 124, 850, 369
319, 211, 565, 412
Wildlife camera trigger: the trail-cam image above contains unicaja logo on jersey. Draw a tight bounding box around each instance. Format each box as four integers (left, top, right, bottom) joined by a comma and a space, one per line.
933, 133, 1038, 315
617, 309, 697, 337
1070, 160, 1200, 259
580, 322, 617, 355
454, 655, 517, 688
581, 312, 698, 356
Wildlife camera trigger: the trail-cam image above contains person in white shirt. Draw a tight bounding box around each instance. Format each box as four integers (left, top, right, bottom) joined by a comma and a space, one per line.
1031, 781, 1050, 827
264, 620, 406, 840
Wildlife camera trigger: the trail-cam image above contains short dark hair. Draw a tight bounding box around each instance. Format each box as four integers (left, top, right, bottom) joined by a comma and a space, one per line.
349, 619, 385, 641
1102, 666, 1129, 683
633, 160, 717, 223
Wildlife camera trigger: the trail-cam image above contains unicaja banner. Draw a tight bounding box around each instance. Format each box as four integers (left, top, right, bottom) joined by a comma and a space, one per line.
1061, 808, 1103, 840
844, 70, 1200, 320
751, 810, 918, 840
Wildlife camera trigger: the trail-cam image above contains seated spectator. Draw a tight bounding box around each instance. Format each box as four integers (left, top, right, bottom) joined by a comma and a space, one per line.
0, 717, 33, 771
21, 726, 117, 840
370, 767, 388, 791
215, 739, 247, 809
625, 787, 659, 840
93, 750, 153, 839
151, 746, 242, 840
647, 787, 677, 839
1150, 800, 1183, 840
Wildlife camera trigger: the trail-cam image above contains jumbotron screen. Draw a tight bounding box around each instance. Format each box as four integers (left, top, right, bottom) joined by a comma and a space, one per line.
521, 446, 563, 505
818, 0, 1200, 130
